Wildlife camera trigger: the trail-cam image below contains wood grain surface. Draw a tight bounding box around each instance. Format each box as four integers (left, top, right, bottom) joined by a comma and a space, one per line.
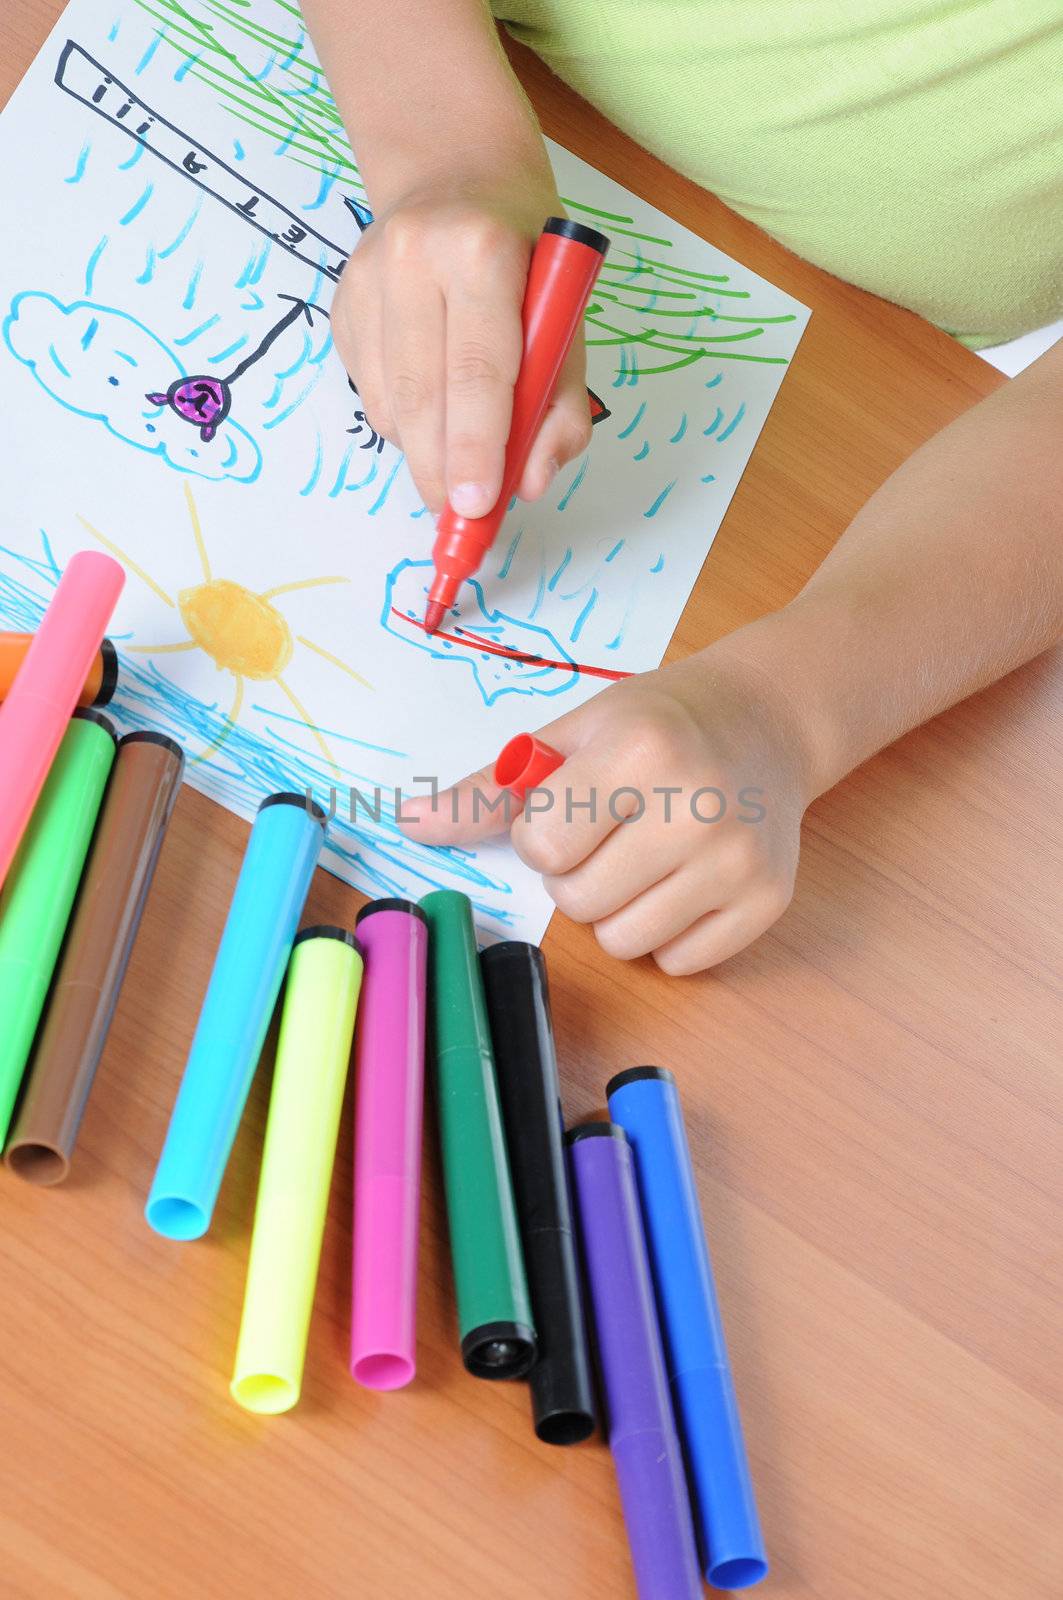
1, 6, 1060, 1598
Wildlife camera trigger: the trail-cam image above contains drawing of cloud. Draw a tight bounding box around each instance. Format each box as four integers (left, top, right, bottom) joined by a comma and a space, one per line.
383, 559, 579, 706
2, 293, 260, 483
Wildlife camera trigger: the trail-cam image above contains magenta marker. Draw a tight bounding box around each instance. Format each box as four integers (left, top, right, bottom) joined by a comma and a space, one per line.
0, 551, 124, 888
350, 898, 429, 1390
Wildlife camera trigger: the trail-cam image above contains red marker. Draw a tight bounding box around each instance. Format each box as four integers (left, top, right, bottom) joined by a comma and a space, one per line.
494, 733, 564, 803
424, 218, 609, 634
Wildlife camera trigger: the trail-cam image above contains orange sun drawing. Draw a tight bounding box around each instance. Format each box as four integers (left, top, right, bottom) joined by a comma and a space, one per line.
79, 482, 371, 774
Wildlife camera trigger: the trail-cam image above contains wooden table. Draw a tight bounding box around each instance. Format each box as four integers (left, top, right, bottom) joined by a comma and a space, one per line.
2, 7, 1061, 1597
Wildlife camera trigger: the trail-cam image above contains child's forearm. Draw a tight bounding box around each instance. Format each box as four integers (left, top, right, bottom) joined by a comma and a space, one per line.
714, 341, 1063, 800
300, 0, 552, 208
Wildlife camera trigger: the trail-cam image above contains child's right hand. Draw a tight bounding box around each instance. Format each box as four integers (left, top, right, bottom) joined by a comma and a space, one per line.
331, 178, 593, 519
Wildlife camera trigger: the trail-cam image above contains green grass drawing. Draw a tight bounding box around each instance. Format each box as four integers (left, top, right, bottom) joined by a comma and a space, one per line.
131, 0, 796, 373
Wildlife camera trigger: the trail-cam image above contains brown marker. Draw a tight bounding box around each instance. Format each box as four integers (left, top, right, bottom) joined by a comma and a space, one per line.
0, 632, 118, 708
6, 731, 185, 1184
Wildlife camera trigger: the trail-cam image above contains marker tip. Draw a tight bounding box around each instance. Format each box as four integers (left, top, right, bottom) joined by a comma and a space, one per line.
423, 600, 445, 635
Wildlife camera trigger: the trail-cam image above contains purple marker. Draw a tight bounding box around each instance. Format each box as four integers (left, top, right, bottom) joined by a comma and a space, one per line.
568, 1124, 701, 1600
350, 898, 428, 1390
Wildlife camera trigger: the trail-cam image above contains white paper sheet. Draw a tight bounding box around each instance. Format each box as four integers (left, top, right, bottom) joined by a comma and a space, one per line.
0, 0, 809, 942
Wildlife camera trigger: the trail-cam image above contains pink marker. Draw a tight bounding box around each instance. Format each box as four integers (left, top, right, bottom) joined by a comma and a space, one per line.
350, 898, 428, 1390
0, 552, 124, 888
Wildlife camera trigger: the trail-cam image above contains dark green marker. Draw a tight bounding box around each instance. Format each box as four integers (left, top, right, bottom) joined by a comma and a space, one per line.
0, 709, 116, 1145
420, 889, 536, 1379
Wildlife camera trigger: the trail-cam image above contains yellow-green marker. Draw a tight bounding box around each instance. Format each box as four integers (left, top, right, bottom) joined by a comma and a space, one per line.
0, 710, 116, 1147
231, 926, 363, 1415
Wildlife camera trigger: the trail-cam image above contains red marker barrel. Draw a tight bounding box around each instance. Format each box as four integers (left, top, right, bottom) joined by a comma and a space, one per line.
424, 219, 609, 632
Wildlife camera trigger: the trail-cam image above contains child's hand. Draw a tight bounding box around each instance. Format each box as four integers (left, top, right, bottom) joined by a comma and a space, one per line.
401, 647, 817, 973
331, 177, 592, 519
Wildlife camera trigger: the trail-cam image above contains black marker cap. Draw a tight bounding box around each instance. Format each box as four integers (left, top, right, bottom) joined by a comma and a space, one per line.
356, 897, 428, 927
293, 924, 362, 955
72, 707, 117, 742
605, 1065, 676, 1098
481, 941, 597, 1444
93, 638, 119, 707
461, 1320, 538, 1382
258, 790, 327, 824
543, 216, 610, 256
565, 1121, 628, 1145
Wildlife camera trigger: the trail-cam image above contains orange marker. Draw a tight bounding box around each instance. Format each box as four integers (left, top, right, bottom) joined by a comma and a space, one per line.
424, 218, 609, 634
0, 633, 117, 708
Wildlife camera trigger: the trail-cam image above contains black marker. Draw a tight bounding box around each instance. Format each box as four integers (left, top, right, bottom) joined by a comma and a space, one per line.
480, 941, 596, 1444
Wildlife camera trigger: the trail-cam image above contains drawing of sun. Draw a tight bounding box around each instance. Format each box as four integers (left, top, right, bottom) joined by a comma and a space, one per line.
79, 482, 371, 774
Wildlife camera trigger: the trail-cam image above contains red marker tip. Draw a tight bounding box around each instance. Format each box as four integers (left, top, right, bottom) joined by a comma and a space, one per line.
423, 600, 446, 636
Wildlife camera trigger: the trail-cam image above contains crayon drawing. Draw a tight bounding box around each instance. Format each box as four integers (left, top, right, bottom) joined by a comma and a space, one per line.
0, 0, 809, 942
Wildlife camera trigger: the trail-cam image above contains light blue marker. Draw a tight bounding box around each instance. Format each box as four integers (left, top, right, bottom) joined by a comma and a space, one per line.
146, 792, 326, 1240
607, 1066, 768, 1591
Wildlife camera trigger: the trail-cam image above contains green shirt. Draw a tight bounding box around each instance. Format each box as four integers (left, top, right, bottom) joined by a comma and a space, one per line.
494, 1, 1063, 347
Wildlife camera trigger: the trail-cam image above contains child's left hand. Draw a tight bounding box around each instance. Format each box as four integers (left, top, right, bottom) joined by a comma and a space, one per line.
399, 644, 817, 973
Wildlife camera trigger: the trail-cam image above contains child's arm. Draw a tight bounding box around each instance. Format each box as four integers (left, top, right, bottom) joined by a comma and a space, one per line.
405, 340, 1063, 973
301, 0, 591, 515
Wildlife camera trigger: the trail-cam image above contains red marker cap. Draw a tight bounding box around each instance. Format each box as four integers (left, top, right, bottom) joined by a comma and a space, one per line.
494, 733, 564, 802
423, 218, 609, 634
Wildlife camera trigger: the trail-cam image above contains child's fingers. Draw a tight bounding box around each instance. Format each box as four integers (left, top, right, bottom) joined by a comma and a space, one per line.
444, 255, 526, 517
383, 276, 447, 513
651, 886, 792, 975
332, 273, 389, 445
516, 334, 593, 502
398, 761, 520, 845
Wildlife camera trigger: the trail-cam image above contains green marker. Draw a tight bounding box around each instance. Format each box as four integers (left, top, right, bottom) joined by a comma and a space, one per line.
420, 890, 536, 1379
0, 709, 116, 1145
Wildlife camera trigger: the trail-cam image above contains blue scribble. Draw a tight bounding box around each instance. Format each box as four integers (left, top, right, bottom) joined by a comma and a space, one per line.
617, 400, 647, 441
670, 413, 687, 443
633, 441, 650, 461
716, 401, 746, 442
498, 528, 523, 579
275, 120, 303, 157
241, 291, 265, 313
650, 554, 665, 573
120, 183, 154, 227
174, 52, 201, 82
299, 433, 324, 496
158, 199, 202, 260
368, 456, 403, 515
107, 19, 121, 41
66, 142, 91, 185
705, 373, 723, 389
207, 335, 248, 364
557, 458, 588, 511
174, 314, 221, 346
262, 373, 322, 430
233, 138, 245, 161
182, 260, 203, 310
548, 550, 572, 591
134, 31, 164, 75
701, 473, 716, 484
304, 162, 340, 212
605, 540, 624, 562
118, 143, 145, 171
570, 590, 597, 643
135, 247, 157, 286
85, 236, 108, 295
645, 481, 677, 517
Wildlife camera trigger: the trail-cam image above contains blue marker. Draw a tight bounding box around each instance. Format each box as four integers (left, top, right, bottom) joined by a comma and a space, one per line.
607, 1067, 768, 1591
146, 792, 325, 1240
